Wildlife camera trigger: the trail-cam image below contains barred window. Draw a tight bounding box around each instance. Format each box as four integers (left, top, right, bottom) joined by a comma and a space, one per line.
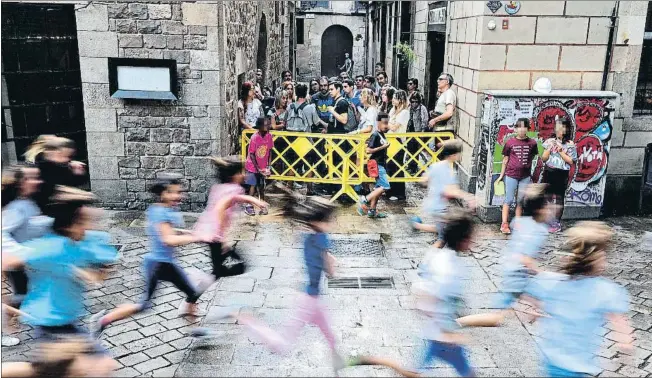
634, 2, 652, 116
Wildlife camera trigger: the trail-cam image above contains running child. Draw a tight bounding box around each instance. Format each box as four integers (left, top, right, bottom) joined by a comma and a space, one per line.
244, 117, 273, 216
526, 221, 632, 377
209, 191, 345, 374
194, 157, 268, 284
358, 111, 391, 218
411, 140, 475, 248
90, 175, 210, 335
1, 164, 51, 347
348, 209, 477, 377
456, 184, 551, 327
495, 118, 538, 234
1, 187, 118, 377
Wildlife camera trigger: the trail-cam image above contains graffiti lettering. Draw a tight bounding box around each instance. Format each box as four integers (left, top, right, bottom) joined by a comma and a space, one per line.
567, 187, 603, 206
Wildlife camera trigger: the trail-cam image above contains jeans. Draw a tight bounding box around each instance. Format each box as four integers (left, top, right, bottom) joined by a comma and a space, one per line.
421, 340, 474, 377
140, 260, 199, 310
504, 176, 531, 206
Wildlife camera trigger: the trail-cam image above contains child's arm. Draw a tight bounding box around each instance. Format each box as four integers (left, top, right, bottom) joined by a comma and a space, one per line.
323, 251, 336, 278
159, 222, 201, 247
606, 313, 634, 353
520, 254, 539, 273
496, 155, 509, 182
442, 184, 476, 209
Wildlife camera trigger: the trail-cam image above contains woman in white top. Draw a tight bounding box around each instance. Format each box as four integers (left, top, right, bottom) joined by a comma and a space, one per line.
386, 89, 410, 200
237, 81, 263, 130
350, 88, 378, 135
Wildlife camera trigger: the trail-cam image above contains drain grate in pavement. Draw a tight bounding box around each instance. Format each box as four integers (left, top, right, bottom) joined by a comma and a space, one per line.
329, 235, 385, 257
328, 277, 394, 289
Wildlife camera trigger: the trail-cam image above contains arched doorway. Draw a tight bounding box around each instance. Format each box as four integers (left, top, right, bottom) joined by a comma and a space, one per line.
257, 14, 268, 85
321, 25, 353, 78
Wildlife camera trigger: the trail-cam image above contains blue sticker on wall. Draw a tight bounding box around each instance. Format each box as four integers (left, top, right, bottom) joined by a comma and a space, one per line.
505, 1, 521, 15
486, 1, 502, 13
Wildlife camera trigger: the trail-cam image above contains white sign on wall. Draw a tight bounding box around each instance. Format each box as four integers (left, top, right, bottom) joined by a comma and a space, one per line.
117, 66, 171, 92
428, 7, 446, 25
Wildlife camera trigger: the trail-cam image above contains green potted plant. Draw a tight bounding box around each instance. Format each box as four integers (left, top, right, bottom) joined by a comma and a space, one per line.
394, 42, 416, 66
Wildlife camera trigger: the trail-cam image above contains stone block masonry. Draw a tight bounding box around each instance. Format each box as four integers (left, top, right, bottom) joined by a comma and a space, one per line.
76, 1, 289, 210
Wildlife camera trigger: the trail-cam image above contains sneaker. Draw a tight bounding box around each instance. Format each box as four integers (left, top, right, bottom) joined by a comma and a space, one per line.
411, 216, 422, 231
389, 196, 398, 201
368, 209, 387, 219
259, 207, 269, 216
293, 182, 303, 189
500, 222, 511, 234
548, 221, 562, 233
332, 351, 346, 373
357, 205, 366, 216
177, 301, 198, 317
89, 309, 107, 339
359, 195, 369, 206
1, 335, 20, 347
244, 205, 256, 216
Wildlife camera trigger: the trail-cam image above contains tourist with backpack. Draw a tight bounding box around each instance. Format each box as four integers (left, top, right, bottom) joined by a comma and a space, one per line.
286, 83, 324, 195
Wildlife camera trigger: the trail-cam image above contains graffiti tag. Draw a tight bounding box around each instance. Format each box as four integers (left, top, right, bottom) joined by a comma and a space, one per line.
567, 187, 603, 206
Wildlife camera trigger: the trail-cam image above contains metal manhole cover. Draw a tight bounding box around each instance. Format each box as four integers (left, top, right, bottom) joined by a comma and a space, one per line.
329, 235, 384, 257
328, 277, 394, 289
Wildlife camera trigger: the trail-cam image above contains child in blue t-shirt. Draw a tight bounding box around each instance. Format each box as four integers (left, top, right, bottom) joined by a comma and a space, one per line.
90, 175, 209, 336
1, 187, 119, 376
526, 222, 632, 377
456, 184, 551, 328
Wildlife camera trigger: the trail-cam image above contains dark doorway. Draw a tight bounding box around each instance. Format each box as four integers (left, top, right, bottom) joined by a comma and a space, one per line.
321, 25, 353, 78
1, 3, 87, 163
380, 6, 387, 64
397, 1, 412, 89
257, 14, 268, 85
426, 31, 446, 109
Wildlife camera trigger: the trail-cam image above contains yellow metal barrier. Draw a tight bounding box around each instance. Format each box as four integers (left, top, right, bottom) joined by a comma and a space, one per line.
241, 130, 454, 202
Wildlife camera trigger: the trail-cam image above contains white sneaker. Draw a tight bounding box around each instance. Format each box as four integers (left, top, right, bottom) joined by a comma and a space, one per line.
1, 335, 20, 347
293, 182, 303, 189
177, 301, 199, 316
389, 196, 398, 201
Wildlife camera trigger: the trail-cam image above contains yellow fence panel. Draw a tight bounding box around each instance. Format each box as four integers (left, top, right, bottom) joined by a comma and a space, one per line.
241, 130, 454, 202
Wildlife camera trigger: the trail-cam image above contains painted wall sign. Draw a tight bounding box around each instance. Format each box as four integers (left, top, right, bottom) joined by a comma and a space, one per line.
476, 96, 615, 210
486, 1, 502, 14
504, 1, 521, 15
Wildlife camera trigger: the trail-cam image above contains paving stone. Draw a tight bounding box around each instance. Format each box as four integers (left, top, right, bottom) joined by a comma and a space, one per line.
163, 350, 187, 364
152, 364, 179, 377
119, 352, 150, 367
139, 323, 168, 337
110, 330, 145, 346
156, 329, 185, 343
134, 356, 170, 374
144, 343, 176, 358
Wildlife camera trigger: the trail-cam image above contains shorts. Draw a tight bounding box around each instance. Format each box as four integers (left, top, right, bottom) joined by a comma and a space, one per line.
543, 167, 570, 197
544, 361, 589, 377
374, 165, 391, 190
245, 171, 266, 187
493, 270, 529, 309
420, 340, 474, 377
423, 212, 446, 242
504, 176, 531, 206
35, 324, 108, 356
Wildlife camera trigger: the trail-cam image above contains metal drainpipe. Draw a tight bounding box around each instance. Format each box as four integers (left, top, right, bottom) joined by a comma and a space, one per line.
601, 1, 619, 91
364, 2, 369, 75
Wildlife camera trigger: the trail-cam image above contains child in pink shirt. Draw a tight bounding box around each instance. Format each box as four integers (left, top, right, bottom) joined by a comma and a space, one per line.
194, 157, 267, 285
244, 117, 273, 216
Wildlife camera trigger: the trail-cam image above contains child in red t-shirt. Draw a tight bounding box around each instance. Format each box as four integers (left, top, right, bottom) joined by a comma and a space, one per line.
495, 118, 538, 234
244, 117, 273, 215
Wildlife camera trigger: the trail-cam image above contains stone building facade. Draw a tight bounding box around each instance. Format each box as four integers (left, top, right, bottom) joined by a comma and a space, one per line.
295, 1, 365, 81
371, 0, 652, 216
1, 1, 291, 210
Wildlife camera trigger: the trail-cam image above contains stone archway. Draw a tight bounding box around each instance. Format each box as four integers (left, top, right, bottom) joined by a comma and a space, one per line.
257, 13, 268, 84
321, 25, 353, 78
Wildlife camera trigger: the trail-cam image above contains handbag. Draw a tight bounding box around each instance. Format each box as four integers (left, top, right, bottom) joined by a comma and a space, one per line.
367, 159, 379, 178
216, 248, 247, 277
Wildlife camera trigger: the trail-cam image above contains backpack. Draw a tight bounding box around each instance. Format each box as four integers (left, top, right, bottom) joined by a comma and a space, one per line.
285, 102, 310, 132
336, 97, 359, 132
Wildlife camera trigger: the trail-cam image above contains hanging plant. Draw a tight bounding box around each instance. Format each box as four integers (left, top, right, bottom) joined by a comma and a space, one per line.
394, 42, 416, 65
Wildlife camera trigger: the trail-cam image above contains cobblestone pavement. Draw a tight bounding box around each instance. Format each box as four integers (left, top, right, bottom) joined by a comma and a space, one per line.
2, 189, 651, 377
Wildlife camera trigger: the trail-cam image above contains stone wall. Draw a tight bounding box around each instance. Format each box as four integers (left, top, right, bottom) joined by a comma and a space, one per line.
295, 12, 366, 81
408, 2, 429, 98
76, 1, 289, 210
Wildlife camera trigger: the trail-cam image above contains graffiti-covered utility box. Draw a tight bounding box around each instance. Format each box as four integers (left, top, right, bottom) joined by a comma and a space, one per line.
475, 90, 619, 222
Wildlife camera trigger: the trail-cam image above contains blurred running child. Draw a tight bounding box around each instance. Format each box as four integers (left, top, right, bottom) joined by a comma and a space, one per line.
1, 187, 118, 376
213, 191, 345, 373
347, 209, 477, 377
358, 111, 391, 218
244, 117, 273, 216
495, 118, 538, 234
456, 184, 550, 327
411, 140, 475, 248
526, 221, 632, 377
194, 157, 268, 284
1, 165, 51, 347
90, 175, 210, 335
